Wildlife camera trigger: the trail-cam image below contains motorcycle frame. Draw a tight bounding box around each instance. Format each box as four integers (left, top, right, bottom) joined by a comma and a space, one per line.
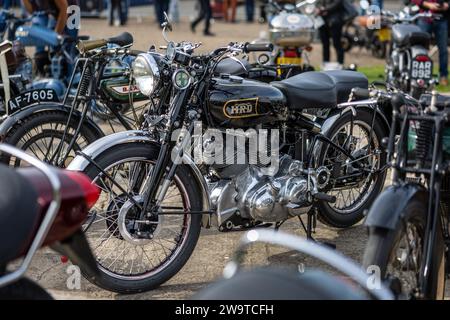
388, 107, 449, 297
48, 47, 138, 167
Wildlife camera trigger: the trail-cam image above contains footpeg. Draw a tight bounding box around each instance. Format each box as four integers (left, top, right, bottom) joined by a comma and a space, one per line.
313, 192, 336, 203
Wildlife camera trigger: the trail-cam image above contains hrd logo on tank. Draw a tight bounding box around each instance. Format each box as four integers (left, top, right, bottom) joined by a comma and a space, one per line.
223, 98, 259, 118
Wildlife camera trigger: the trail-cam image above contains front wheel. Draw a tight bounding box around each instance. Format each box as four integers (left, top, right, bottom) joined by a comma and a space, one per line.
80, 142, 202, 293
362, 198, 446, 299
317, 109, 388, 228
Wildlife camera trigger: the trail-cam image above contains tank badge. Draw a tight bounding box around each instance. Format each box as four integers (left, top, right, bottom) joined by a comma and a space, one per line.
223, 98, 259, 118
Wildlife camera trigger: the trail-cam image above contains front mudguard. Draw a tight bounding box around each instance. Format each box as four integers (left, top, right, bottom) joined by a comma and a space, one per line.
67, 130, 213, 228
364, 183, 428, 231
0, 103, 104, 141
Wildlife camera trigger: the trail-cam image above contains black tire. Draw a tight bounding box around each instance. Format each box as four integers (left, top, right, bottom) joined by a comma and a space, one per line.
362, 199, 446, 299
0, 278, 53, 300
1, 110, 100, 167
341, 34, 354, 52
317, 109, 388, 228
81, 143, 202, 293
371, 41, 387, 59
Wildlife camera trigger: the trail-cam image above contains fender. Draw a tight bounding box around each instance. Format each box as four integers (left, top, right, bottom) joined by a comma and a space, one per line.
67, 130, 213, 228
0, 103, 104, 140
364, 183, 428, 230
312, 104, 390, 158
320, 103, 390, 137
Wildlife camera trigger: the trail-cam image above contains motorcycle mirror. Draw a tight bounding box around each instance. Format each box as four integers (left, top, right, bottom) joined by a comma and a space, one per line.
360, 0, 370, 10
161, 12, 173, 43
257, 53, 270, 65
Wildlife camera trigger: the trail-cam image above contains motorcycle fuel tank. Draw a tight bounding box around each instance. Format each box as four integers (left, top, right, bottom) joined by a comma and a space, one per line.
269, 12, 315, 47
208, 75, 286, 128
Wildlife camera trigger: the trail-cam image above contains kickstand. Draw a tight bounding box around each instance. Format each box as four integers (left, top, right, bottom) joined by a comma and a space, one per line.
274, 220, 285, 231
298, 208, 317, 241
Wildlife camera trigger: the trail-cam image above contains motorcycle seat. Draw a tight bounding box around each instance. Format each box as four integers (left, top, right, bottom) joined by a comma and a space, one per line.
271, 70, 368, 109
271, 71, 337, 109
0, 165, 40, 267
325, 70, 369, 103
214, 57, 251, 76
392, 24, 430, 48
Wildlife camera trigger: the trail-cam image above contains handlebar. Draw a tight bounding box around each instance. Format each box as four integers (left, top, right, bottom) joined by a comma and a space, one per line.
244, 42, 274, 53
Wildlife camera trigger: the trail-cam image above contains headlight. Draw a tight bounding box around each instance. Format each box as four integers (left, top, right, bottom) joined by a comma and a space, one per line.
304, 4, 315, 15
132, 53, 160, 96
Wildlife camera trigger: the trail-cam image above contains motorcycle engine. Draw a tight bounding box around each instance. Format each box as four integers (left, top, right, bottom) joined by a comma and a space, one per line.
209, 156, 311, 229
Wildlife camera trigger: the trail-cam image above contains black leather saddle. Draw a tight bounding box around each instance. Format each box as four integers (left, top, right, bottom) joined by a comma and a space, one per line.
392, 24, 430, 48
271, 70, 368, 110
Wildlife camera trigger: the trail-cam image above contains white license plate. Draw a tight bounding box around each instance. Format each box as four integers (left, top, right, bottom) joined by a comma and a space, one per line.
411, 60, 433, 79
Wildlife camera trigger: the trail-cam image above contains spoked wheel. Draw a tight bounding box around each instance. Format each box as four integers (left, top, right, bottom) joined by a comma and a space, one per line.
363, 199, 446, 299
1, 111, 99, 167
317, 109, 388, 228
81, 143, 202, 293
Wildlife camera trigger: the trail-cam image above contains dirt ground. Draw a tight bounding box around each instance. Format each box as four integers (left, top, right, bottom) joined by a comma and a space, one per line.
21, 16, 450, 300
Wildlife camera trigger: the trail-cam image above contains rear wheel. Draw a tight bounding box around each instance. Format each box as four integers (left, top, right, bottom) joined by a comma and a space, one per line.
317, 109, 388, 228
81, 143, 202, 293
363, 199, 446, 299
1, 110, 100, 167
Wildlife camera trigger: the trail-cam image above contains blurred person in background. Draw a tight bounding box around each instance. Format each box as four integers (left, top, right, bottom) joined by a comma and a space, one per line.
246, 0, 255, 22
223, 0, 237, 22
169, 0, 180, 23
191, 0, 214, 35
2, 0, 12, 9
154, 0, 169, 27
317, 0, 345, 67
108, 0, 125, 26
371, 0, 383, 9
412, 0, 449, 85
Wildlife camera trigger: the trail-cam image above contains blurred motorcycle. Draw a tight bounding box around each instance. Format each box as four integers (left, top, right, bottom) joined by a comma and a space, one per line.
0, 144, 100, 300
195, 229, 394, 300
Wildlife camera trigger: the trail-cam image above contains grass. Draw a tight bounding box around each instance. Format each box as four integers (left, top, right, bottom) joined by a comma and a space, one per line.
357, 65, 450, 93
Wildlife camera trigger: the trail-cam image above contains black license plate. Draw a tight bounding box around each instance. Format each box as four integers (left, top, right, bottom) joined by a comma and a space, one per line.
7, 89, 59, 114
411, 59, 433, 79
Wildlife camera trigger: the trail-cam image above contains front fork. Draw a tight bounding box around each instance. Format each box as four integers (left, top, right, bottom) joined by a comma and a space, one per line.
140, 90, 191, 217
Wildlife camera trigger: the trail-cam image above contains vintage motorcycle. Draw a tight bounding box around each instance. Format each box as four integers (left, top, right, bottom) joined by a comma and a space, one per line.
252, 0, 317, 77
0, 9, 85, 99
363, 90, 449, 299
0, 144, 100, 299
384, 10, 438, 99
195, 229, 394, 300
66, 23, 389, 293
0, 32, 149, 167
342, 1, 391, 59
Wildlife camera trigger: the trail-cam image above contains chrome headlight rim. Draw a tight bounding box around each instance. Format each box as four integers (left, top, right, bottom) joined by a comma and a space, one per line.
132, 53, 160, 96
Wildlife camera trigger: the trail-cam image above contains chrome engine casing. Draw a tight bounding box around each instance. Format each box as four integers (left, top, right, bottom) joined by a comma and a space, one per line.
209, 156, 311, 225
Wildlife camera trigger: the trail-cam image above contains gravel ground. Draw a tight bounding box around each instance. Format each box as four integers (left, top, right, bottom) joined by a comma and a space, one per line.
17, 12, 450, 300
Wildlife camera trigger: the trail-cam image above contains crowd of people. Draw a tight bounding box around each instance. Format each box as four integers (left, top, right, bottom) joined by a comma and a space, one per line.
1, 0, 450, 83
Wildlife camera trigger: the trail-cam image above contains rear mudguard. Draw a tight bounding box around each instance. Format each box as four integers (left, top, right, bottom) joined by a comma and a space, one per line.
320, 104, 390, 137
67, 130, 213, 228
312, 104, 391, 160
364, 183, 428, 230
0, 103, 104, 141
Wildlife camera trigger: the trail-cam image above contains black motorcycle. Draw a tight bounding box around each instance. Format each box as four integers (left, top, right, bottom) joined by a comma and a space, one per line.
363, 90, 449, 299
384, 10, 438, 99
66, 22, 389, 293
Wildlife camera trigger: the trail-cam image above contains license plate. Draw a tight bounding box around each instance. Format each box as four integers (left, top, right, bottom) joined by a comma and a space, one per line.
411, 59, 433, 79
276, 57, 303, 65
377, 28, 391, 42
7, 89, 59, 114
